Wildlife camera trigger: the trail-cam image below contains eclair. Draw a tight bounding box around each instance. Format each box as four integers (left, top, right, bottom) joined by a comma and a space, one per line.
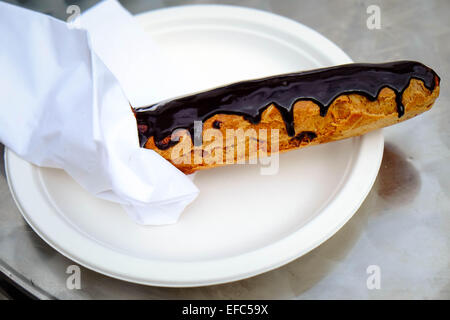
134, 61, 440, 174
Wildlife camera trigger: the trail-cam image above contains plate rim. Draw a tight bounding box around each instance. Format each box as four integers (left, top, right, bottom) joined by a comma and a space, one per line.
5, 4, 384, 287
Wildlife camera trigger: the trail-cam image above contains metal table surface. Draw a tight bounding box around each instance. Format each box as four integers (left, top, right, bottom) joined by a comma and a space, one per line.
0, 0, 449, 299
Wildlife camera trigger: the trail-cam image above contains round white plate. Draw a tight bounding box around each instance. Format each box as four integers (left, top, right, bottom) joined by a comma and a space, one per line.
5, 5, 384, 287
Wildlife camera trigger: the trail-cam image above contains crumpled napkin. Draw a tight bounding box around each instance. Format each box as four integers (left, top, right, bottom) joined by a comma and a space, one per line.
0, 0, 199, 225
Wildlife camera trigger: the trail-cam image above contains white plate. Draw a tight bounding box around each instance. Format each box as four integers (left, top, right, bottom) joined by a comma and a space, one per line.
5, 5, 384, 287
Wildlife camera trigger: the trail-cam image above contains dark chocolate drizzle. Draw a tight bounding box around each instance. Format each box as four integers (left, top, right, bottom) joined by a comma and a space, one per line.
135, 61, 439, 149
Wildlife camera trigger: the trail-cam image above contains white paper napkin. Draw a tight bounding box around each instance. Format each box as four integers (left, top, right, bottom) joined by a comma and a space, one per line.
81, 0, 192, 107
0, 0, 199, 225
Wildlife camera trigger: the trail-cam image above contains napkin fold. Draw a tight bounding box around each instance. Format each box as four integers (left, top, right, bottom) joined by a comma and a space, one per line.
0, 0, 199, 225
81, 0, 191, 107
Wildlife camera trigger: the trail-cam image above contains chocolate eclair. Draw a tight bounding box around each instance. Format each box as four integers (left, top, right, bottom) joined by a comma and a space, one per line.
134, 61, 440, 174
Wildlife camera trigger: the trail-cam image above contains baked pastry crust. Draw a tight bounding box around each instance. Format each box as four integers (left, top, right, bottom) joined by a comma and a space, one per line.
142, 77, 439, 174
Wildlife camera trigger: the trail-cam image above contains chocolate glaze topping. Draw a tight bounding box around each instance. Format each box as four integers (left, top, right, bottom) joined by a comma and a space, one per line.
135, 61, 439, 149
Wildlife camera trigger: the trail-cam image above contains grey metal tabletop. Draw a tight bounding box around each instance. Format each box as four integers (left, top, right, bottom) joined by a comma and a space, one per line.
0, 0, 449, 299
